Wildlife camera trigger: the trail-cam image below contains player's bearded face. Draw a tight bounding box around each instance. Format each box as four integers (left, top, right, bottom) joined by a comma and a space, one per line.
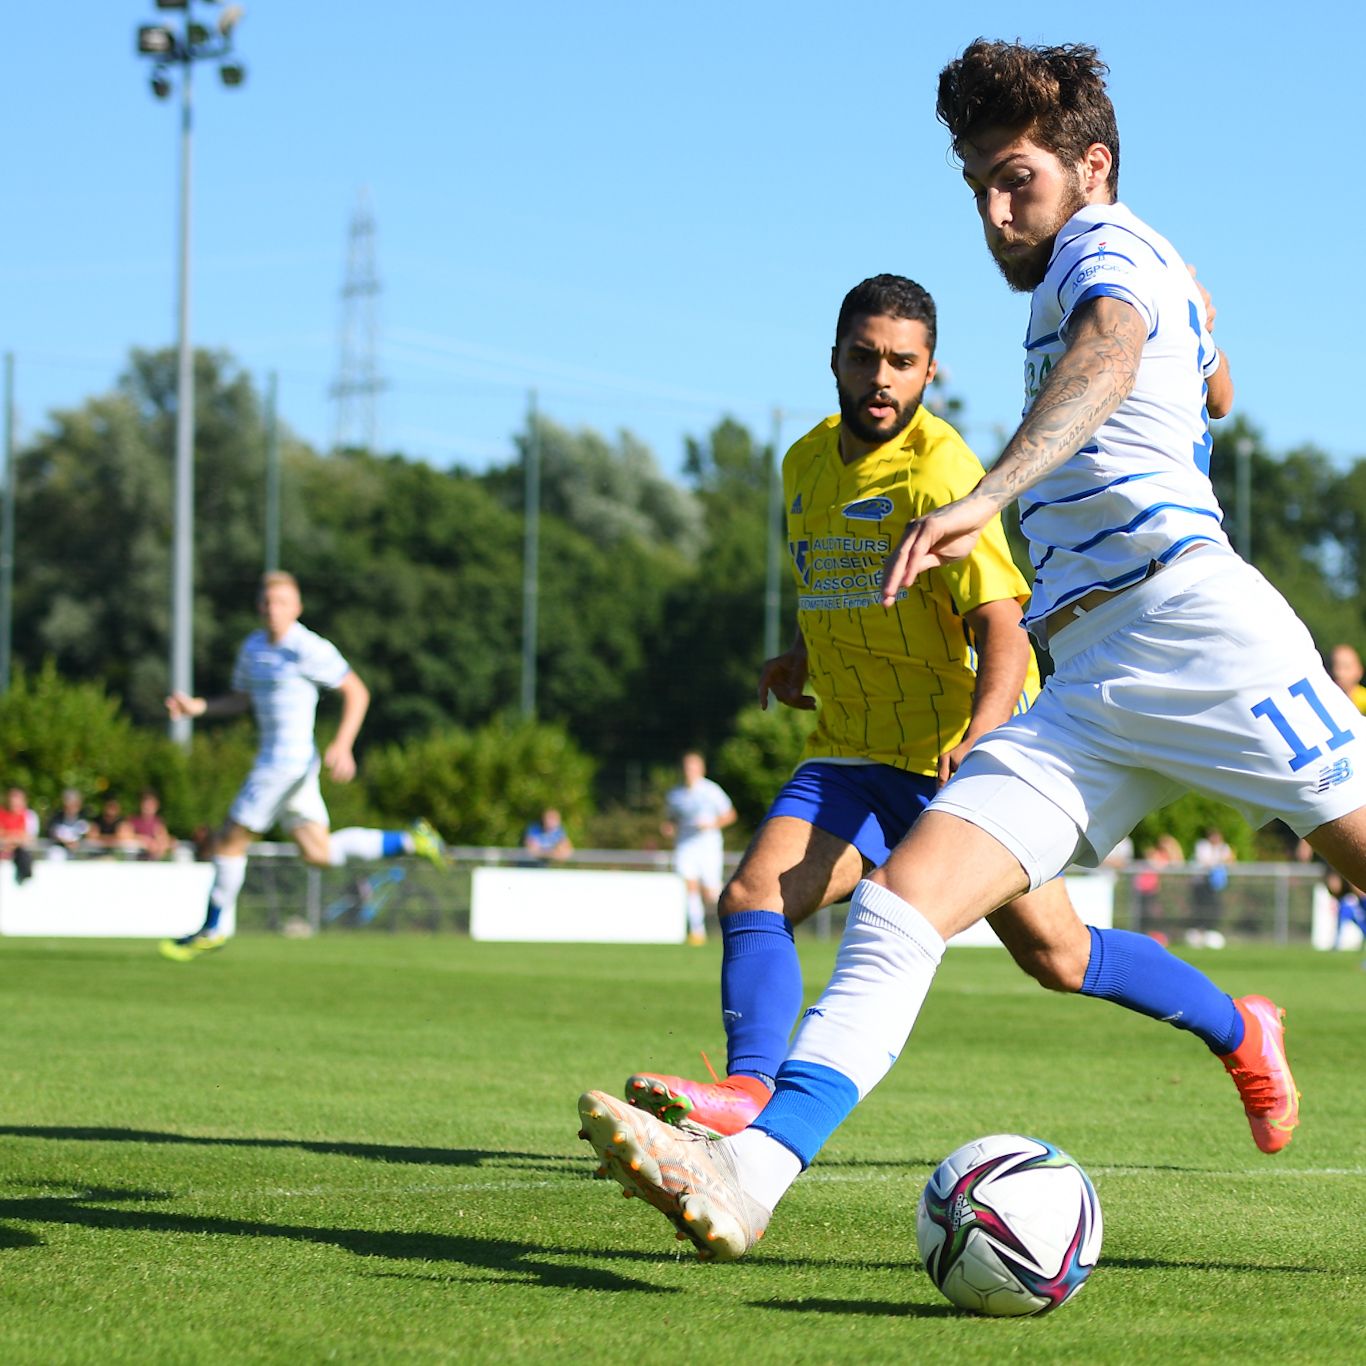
833, 315, 936, 449
960, 131, 1094, 293
988, 165, 1087, 291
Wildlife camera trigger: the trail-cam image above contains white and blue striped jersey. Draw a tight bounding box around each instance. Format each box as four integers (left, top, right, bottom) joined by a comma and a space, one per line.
666, 778, 733, 849
1019, 201, 1232, 640
230, 623, 351, 773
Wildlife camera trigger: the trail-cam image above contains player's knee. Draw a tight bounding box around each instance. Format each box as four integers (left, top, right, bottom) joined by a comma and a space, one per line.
717, 878, 750, 919
1012, 942, 1088, 994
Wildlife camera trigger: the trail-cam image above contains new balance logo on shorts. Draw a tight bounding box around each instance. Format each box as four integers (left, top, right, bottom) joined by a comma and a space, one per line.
1315, 757, 1354, 793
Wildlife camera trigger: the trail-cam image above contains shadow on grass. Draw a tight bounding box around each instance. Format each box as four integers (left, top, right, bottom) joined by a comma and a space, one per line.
0, 1125, 570, 1174
0, 1185, 679, 1293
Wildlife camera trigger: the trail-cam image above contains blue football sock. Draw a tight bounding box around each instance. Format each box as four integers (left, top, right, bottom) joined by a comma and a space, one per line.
752, 1060, 859, 1168
720, 910, 801, 1087
1081, 926, 1243, 1054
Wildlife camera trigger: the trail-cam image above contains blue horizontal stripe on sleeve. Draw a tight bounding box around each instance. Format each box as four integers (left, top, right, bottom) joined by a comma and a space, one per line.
1056, 248, 1140, 309
1067, 282, 1157, 339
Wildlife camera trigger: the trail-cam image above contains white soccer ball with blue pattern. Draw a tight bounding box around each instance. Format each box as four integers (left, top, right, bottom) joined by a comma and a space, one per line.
916, 1133, 1102, 1316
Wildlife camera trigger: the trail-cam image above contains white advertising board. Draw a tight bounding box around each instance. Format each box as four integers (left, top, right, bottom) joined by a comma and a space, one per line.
470, 866, 687, 943
0, 859, 220, 938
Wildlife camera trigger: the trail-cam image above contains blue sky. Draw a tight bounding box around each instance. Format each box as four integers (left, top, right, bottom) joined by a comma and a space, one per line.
6, 2, 1363, 478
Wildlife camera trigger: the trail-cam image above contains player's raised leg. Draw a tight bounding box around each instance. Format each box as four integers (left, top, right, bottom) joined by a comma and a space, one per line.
298, 818, 448, 871
626, 814, 866, 1135
988, 875, 1298, 1152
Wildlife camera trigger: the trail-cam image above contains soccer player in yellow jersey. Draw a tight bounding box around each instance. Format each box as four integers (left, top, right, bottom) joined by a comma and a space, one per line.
614, 275, 1275, 1149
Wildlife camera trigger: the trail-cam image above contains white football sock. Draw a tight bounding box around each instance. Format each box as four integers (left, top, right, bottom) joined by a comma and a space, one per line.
685, 888, 706, 936
207, 854, 247, 922
328, 827, 398, 866
724, 1128, 802, 1212
786, 878, 945, 1100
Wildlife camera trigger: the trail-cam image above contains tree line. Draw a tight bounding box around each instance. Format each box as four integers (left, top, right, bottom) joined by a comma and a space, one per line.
7, 347, 1365, 852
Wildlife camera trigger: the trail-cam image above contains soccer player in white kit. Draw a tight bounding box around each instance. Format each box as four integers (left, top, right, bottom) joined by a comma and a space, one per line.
577, 39, 1366, 1261
663, 752, 736, 945
161, 572, 444, 958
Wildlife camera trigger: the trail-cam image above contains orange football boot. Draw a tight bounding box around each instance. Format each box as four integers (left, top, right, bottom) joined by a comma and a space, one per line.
1219, 994, 1300, 1154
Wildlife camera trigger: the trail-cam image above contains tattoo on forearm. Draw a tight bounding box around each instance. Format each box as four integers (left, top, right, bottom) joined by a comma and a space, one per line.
980, 300, 1145, 510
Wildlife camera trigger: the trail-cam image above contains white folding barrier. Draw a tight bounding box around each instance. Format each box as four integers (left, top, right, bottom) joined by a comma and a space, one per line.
0, 859, 220, 938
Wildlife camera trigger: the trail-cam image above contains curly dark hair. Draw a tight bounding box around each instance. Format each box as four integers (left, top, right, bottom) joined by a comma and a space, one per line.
936, 39, 1120, 198
834, 274, 937, 355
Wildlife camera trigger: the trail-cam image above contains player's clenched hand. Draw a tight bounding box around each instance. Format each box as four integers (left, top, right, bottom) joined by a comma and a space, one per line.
759, 646, 815, 711
323, 741, 356, 783
881, 500, 992, 606
165, 691, 205, 719
937, 736, 976, 787
1188, 263, 1216, 332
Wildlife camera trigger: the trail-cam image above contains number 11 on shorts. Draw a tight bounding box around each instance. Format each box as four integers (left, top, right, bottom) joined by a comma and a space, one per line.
1251, 678, 1355, 772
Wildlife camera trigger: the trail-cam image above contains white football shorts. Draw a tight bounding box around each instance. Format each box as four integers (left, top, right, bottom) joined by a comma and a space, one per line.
933, 547, 1366, 889
229, 755, 329, 835
674, 834, 724, 891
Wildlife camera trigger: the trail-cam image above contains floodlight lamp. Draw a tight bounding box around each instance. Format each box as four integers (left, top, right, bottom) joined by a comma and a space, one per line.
187, 22, 211, 46
154, 0, 189, 9
218, 4, 245, 36
219, 62, 245, 87
150, 71, 173, 99
137, 24, 175, 55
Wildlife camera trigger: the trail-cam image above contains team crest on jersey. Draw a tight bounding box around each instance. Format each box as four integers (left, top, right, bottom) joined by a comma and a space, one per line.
842, 495, 893, 522
789, 538, 811, 586
790, 493, 802, 514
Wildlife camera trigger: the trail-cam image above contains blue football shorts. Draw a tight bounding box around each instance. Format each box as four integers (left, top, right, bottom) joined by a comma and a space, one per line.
766, 760, 940, 867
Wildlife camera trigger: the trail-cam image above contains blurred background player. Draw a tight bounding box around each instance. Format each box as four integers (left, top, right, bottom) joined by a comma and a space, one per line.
161, 571, 445, 959
662, 753, 735, 945
621, 275, 1287, 1146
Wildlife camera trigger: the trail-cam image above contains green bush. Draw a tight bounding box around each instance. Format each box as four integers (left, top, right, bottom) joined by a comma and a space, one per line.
361, 714, 596, 846
1130, 791, 1255, 862
712, 702, 819, 831
0, 662, 151, 814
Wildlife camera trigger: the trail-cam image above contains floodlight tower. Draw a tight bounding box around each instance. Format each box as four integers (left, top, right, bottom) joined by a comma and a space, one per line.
136, 0, 247, 746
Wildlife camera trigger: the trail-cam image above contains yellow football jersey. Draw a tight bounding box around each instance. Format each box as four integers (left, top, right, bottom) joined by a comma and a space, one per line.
785, 407, 1040, 775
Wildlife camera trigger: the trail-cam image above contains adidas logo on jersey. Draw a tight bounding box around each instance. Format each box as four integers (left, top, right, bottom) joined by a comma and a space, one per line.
790, 493, 802, 514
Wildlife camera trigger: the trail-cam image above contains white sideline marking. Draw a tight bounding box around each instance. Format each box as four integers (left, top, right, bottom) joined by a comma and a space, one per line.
10, 1166, 1362, 1203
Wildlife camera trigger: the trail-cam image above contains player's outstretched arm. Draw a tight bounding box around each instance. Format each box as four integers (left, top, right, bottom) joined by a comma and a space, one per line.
881, 295, 1146, 605
323, 671, 370, 783
758, 629, 815, 711
165, 690, 250, 720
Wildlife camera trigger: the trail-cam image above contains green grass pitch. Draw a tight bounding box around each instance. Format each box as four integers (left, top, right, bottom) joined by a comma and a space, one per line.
0, 934, 1361, 1363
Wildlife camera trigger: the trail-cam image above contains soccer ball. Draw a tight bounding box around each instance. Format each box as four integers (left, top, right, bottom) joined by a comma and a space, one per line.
916, 1133, 1102, 1316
